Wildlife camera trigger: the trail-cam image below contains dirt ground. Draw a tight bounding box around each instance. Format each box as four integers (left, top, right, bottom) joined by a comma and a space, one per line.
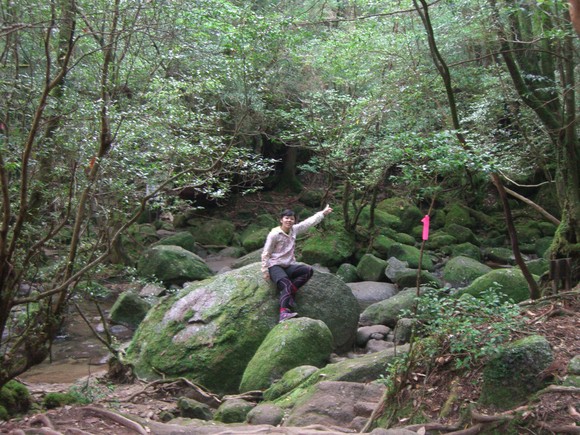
1, 287, 578, 434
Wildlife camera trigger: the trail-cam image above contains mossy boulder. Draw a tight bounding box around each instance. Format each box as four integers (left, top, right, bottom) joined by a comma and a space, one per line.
372, 235, 397, 258
444, 204, 472, 228
425, 231, 457, 252
214, 399, 255, 423
479, 335, 553, 410
300, 224, 355, 268
359, 207, 402, 232
450, 242, 482, 261
376, 198, 423, 233
109, 291, 152, 329
514, 223, 542, 244
188, 219, 236, 246
153, 231, 197, 253
263, 366, 319, 401
0, 381, 30, 418
231, 249, 262, 269
125, 263, 358, 393
137, 245, 213, 286
443, 223, 479, 245
273, 345, 410, 409
336, 263, 359, 283
240, 225, 270, 252
534, 237, 553, 258
523, 258, 549, 277
388, 243, 434, 271
390, 232, 417, 246
442, 256, 492, 288
356, 254, 387, 282
393, 270, 442, 289
177, 397, 214, 420
459, 268, 533, 303
484, 247, 515, 265
360, 288, 430, 328
239, 318, 333, 392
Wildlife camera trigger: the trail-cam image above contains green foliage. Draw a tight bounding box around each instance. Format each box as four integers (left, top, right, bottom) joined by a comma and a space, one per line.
43, 392, 78, 409
406, 289, 523, 370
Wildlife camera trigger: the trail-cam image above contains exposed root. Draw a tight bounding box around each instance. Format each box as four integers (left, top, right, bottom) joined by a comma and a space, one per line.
537, 421, 580, 434
80, 406, 148, 435
28, 413, 55, 429
121, 377, 221, 408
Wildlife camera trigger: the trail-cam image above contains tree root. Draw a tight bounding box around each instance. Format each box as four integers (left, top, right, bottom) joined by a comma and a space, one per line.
537, 421, 580, 434
80, 406, 148, 435
121, 377, 221, 408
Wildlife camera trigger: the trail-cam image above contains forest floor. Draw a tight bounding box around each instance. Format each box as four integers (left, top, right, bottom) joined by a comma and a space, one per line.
1, 289, 578, 434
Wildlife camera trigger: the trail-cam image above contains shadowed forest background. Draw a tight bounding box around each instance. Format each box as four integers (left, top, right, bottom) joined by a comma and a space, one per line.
0, 0, 579, 399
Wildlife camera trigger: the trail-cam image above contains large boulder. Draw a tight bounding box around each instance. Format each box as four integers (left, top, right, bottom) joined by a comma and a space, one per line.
239, 318, 333, 392
296, 270, 360, 353
187, 219, 236, 246
109, 291, 152, 329
442, 256, 492, 288
153, 231, 197, 253
283, 381, 385, 432
137, 245, 214, 286
479, 335, 553, 410
300, 223, 356, 268
459, 268, 533, 303
124, 263, 358, 394
376, 198, 422, 233
347, 282, 397, 311
356, 254, 387, 282
388, 243, 434, 271
360, 288, 429, 328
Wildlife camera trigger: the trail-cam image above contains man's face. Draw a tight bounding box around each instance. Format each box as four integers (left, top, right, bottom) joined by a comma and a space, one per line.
280, 215, 296, 232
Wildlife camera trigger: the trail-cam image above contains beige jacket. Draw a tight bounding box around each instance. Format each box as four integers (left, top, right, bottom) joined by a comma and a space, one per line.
261, 211, 326, 273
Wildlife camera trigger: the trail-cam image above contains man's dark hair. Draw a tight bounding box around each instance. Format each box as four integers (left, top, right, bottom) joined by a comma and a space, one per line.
280, 209, 296, 218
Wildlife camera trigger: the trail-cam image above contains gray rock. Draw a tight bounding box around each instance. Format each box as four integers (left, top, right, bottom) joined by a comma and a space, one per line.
263, 365, 319, 401
214, 398, 255, 423
348, 282, 397, 311
384, 257, 412, 281
393, 318, 416, 344
568, 355, 580, 375
246, 403, 284, 426
177, 397, 213, 420
365, 339, 394, 353
283, 381, 385, 431
357, 254, 388, 282
109, 291, 152, 329
442, 255, 492, 288
356, 325, 391, 347
360, 288, 426, 328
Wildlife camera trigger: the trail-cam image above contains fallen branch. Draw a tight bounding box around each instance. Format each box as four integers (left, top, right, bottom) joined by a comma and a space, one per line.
80, 406, 148, 435
537, 421, 580, 434
537, 385, 580, 395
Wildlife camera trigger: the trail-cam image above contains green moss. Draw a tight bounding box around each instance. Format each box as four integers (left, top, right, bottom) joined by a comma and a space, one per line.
0, 405, 8, 421
43, 392, 77, 409
0, 380, 31, 417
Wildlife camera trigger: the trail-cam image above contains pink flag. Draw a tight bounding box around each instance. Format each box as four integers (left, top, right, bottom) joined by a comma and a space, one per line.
421, 215, 430, 241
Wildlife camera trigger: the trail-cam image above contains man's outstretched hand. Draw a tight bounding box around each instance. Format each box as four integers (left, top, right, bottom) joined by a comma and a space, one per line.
323, 204, 333, 216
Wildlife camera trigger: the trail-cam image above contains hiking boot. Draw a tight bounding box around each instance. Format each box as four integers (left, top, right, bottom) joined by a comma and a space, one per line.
279, 311, 298, 322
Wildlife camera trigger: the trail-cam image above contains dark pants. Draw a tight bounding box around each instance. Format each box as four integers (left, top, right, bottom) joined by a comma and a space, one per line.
268, 264, 314, 310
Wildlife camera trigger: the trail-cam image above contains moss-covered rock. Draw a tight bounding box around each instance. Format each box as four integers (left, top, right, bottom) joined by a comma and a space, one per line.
137, 245, 214, 286
300, 223, 355, 268
240, 225, 270, 252
359, 207, 402, 232
239, 318, 333, 392
388, 243, 434, 271
336, 263, 359, 283
425, 231, 457, 252
523, 258, 549, 277
0, 380, 30, 418
153, 231, 197, 253
356, 254, 388, 282
360, 288, 430, 328
444, 204, 472, 228
214, 398, 255, 423
443, 223, 479, 245
534, 236, 553, 258
263, 366, 319, 401
177, 397, 214, 420
459, 268, 533, 303
393, 270, 442, 289
273, 345, 410, 409
483, 247, 515, 265
391, 232, 417, 246
442, 256, 492, 288
188, 219, 235, 246
479, 335, 553, 410
109, 291, 152, 329
125, 264, 358, 393
231, 249, 262, 269
372, 235, 397, 258
376, 198, 423, 233
450, 242, 482, 261
514, 223, 543, 244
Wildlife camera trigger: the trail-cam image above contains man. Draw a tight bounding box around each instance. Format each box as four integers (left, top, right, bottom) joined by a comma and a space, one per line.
261, 204, 333, 322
